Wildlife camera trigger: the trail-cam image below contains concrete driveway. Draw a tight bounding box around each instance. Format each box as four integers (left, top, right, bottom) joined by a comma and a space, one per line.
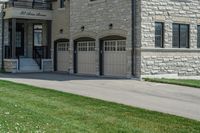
0, 73, 200, 121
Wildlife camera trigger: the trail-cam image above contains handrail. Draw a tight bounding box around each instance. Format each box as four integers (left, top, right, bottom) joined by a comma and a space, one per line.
5, 1, 52, 10
33, 48, 42, 69
17, 56, 20, 71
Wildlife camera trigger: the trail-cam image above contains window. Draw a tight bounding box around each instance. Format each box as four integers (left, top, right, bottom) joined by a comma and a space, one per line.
197, 25, 200, 48
34, 25, 43, 46
77, 41, 95, 51
104, 40, 126, 51
173, 24, 189, 48
60, 0, 65, 8
57, 42, 69, 51
155, 22, 164, 48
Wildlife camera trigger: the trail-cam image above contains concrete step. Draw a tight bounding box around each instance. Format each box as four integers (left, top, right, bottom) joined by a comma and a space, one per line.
19, 58, 41, 72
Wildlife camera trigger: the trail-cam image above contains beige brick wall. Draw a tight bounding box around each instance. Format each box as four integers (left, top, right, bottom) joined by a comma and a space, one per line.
69, 0, 133, 77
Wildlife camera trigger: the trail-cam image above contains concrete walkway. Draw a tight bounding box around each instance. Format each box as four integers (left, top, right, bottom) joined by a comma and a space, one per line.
0, 73, 200, 121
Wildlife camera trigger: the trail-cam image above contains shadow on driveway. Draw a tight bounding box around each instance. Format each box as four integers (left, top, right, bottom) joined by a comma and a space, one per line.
0, 72, 133, 81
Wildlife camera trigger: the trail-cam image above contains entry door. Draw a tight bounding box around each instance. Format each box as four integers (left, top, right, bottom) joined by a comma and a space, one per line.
103, 40, 127, 76
77, 41, 96, 75
16, 23, 24, 58
57, 42, 70, 72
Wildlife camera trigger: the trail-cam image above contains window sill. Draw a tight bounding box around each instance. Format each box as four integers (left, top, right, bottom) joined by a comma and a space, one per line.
57, 8, 66, 11
88, 0, 106, 5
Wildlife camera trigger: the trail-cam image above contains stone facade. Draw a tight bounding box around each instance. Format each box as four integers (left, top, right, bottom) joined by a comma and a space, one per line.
69, 0, 133, 77
2, 0, 200, 78
141, 0, 200, 77
42, 59, 53, 72
4, 59, 18, 73
51, 0, 70, 55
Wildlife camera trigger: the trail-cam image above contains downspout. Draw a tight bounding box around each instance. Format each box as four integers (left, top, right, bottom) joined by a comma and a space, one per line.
132, 0, 136, 77
1, 5, 5, 70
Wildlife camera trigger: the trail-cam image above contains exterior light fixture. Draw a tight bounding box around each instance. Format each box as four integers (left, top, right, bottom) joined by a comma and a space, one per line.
59, 29, 63, 34
81, 26, 85, 31
109, 23, 113, 29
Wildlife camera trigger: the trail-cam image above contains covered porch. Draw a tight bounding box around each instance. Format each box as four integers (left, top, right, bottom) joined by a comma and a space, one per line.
2, 3, 53, 73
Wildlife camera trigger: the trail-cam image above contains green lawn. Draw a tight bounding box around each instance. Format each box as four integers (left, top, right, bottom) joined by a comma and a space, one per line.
0, 80, 200, 133
144, 78, 200, 89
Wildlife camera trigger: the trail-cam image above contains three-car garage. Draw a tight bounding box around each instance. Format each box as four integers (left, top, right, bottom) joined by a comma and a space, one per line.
55, 36, 127, 77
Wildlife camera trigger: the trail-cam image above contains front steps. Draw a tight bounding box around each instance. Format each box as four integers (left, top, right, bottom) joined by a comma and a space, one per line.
18, 58, 42, 73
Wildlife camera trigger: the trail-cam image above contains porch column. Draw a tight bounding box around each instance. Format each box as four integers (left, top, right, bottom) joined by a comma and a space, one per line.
47, 20, 52, 59
11, 18, 16, 59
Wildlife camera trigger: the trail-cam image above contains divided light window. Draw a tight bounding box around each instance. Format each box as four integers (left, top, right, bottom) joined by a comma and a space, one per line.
155, 22, 164, 48
173, 24, 189, 48
197, 25, 200, 48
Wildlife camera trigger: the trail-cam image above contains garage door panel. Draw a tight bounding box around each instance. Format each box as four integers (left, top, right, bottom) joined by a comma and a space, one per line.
77, 41, 96, 75
57, 42, 70, 72
103, 40, 127, 77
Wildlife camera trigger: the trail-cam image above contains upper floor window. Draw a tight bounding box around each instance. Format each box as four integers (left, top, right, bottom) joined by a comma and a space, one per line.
155, 22, 164, 48
60, 0, 65, 8
197, 25, 200, 48
173, 24, 189, 48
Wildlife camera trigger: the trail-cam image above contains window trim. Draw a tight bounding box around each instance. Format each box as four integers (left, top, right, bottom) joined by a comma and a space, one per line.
172, 23, 190, 48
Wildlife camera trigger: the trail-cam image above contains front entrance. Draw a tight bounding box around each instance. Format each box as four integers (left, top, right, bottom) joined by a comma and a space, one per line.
15, 23, 25, 58
4, 19, 52, 73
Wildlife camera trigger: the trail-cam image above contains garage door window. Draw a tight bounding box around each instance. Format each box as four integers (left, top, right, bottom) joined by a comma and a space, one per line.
104, 40, 126, 51
78, 41, 95, 51
57, 42, 69, 51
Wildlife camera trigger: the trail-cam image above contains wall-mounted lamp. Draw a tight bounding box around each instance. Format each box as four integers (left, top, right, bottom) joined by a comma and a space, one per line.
81, 26, 85, 31
109, 23, 113, 29
59, 29, 63, 34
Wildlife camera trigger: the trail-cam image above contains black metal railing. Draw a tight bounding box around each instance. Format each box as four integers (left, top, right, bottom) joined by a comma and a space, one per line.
33, 46, 47, 69
18, 55, 20, 70
33, 48, 42, 69
5, 0, 52, 10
